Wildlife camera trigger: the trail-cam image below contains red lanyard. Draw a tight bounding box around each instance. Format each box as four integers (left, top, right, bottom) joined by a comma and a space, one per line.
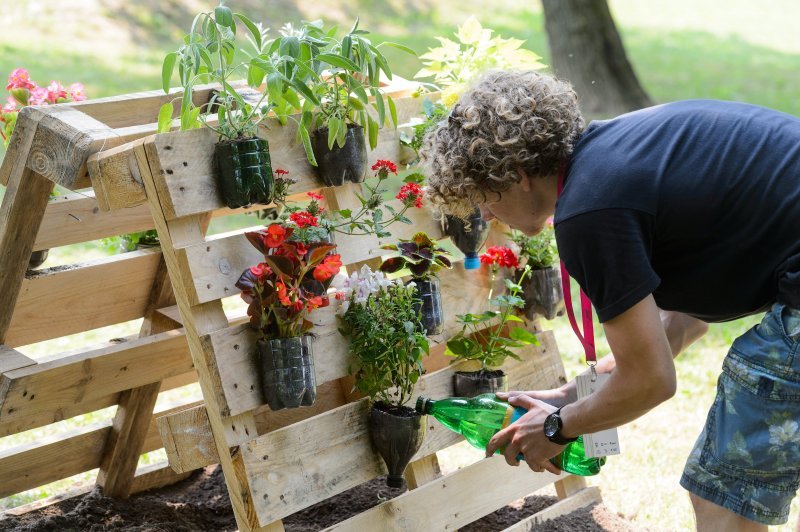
557, 161, 597, 365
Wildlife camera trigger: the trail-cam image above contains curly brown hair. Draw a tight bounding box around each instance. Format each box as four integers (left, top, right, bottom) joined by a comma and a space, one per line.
421, 70, 584, 217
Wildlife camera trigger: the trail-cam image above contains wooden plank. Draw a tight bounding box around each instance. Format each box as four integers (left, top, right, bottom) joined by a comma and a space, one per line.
554, 474, 587, 499
405, 454, 442, 489
0, 346, 36, 374
0, 106, 42, 187
241, 334, 565, 526
87, 138, 147, 213
129, 461, 194, 495
203, 262, 507, 418
0, 400, 197, 498
324, 457, 567, 532
0, 107, 53, 343
137, 137, 269, 531
0, 328, 193, 435
157, 381, 348, 473
5, 249, 162, 347
500, 487, 602, 532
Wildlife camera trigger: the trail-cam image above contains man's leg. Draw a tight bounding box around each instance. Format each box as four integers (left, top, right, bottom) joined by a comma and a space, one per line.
690, 493, 766, 532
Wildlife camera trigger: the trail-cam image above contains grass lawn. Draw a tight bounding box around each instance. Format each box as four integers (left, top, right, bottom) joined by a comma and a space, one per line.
2, 1, 799, 529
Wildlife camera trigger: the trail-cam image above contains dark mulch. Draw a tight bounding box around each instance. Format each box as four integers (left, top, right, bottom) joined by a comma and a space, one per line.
1, 465, 639, 531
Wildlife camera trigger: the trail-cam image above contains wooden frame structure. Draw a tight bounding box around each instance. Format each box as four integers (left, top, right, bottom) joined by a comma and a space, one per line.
0, 81, 601, 529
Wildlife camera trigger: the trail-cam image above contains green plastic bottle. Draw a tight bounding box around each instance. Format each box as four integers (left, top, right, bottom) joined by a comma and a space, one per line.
416, 393, 605, 476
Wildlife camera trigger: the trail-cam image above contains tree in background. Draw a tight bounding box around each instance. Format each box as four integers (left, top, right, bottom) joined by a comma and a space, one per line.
542, 0, 652, 117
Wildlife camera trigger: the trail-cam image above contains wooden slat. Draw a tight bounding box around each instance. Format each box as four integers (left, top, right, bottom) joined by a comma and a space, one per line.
86, 139, 147, 215
0, 329, 193, 435
0, 346, 36, 374
0, 107, 54, 343
324, 458, 568, 532
33, 191, 153, 251
129, 461, 194, 495
5, 248, 162, 347
241, 333, 564, 526
501, 487, 602, 532
89, 92, 425, 215
0, 399, 188, 498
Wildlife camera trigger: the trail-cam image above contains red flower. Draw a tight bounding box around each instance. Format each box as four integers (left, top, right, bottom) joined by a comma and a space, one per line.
276, 281, 291, 307
307, 191, 324, 201
265, 224, 287, 248
334, 291, 346, 301
313, 254, 342, 282
294, 241, 308, 257
274, 169, 289, 176
289, 210, 319, 228
480, 246, 519, 269
249, 262, 272, 279
396, 182, 424, 208
371, 159, 398, 174
306, 295, 325, 311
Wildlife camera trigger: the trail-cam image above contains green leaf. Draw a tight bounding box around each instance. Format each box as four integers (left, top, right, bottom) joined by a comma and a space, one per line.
288, 76, 320, 105
342, 35, 353, 59
338, 208, 352, 218
508, 327, 540, 345
162, 52, 177, 93
371, 88, 386, 126
316, 53, 360, 72
234, 13, 262, 51
157, 102, 174, 134
299, 125, 317, 166
214, 5, 234, 28
367, 114, 379, 150
504, 313, 524, 323
187, 107, 202, 129
387, 95, 398, 127
266, 72, 283, 106
378, 41, 417, 56
327, 117, 341, 150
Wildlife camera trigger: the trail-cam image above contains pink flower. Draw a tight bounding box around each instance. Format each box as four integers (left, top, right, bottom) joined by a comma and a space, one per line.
28, 86, 49, 106
46, 81, 67, 104
6, 68, 35, 91
2, 96, 18, 114
69, 83, 86, 102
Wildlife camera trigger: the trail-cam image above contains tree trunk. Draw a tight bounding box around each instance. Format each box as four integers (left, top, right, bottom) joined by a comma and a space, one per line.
542, 0, 653, 118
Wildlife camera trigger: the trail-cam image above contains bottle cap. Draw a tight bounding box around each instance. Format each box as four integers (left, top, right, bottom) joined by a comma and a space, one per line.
415, 396, 430, 414
463, 253, 480, 270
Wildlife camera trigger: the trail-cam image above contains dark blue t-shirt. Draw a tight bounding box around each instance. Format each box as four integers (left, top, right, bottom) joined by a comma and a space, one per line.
554, 100, 800, 323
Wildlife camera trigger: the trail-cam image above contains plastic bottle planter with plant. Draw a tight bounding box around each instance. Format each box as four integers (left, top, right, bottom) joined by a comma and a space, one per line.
235, 223, 342, 410
337, 265, 430, 489
379, 232, 453, 336
2, 68, 86, 269
446, 249, 539, 397
158, 5, 315, 209
442, 208, 491, 271
101, 229, 161, 254
508, 221, 564, 320
291, 19, 416, 186
275, 161, 425, 244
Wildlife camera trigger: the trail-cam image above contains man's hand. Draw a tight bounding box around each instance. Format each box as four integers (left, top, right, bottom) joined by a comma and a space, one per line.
485, 395, 564, 474
496, 383, 577, 409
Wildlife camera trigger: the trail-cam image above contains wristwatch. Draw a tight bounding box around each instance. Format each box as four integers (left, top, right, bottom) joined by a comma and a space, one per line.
543, 408, 578, 445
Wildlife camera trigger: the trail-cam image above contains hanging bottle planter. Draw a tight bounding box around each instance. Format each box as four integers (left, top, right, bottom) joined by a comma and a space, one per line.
443, 208, 490, 270
214, 137, 274, 209
369, 402, 426, 489
410, 277, 444, 336
257, 335, 317, 410
518, 266, 564, 320
452, 369, 508, 398
311, 124, 368, 187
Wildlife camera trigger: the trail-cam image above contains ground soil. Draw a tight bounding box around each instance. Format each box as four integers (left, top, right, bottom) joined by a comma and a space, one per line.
1, 465, 642, 532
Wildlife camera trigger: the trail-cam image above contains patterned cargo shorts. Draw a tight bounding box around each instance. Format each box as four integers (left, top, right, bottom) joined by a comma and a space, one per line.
681, 303, 800, 525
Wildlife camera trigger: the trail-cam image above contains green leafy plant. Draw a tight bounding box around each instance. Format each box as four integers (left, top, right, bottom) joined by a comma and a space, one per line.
158, 3, 314, 139
507, 221, 557, 270
338, 266, 429, 406
379, 231, 452, 280
292, 18, 416, 164
100, 230, 160, 254
414, 16, 546, 107
446, 264, 539, 370
399, 97, 448, 164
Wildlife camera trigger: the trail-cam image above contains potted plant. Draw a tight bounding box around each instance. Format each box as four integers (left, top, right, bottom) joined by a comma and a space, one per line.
379, 231, 452, 335
159, 5, 313, 209
508, 221, 564, 320
446, 249, 539, 397
442, 208, 491, 271
2, 68, 86, 269
276, 160, 425, 241
292, 19, 416, 186
338, 265, 429, 488
235, 222, 342, 410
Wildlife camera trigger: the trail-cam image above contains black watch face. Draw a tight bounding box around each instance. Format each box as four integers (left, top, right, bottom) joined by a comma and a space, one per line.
544, 414, 560, 438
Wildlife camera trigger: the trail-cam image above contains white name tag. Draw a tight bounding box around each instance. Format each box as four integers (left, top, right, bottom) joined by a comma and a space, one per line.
576, 373, 621, 457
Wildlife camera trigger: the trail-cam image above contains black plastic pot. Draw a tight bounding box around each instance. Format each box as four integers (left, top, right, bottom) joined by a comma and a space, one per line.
518, 267, 564, 320
453, 369, 508, 398
369, 402, 426, 489
28, 249, 49, 269
311, 124, 367, 186
410, 277, 444, 335
257, 335, 317, 410
444, 208, 490, 270
214, 137, 274, 209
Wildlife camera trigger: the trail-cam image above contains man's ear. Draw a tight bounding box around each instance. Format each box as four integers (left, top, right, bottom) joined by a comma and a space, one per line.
516, 167, 533, 192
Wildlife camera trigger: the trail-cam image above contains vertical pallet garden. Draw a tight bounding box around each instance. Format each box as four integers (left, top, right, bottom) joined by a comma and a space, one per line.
0, 81, 601, 529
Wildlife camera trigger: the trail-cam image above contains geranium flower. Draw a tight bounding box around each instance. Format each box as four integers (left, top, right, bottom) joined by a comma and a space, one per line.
480, 246, 519, 269
396, 182, 424, 208
6, 68, 35, 91
371, 159, 398, 174
274, 169, 289, 176
289, 210, 318, 228
264, 223, 287, 248
307, 191, 324, 201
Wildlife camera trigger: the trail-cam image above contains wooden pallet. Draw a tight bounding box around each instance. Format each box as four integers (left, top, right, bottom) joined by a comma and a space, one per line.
1, 80, 598, 528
